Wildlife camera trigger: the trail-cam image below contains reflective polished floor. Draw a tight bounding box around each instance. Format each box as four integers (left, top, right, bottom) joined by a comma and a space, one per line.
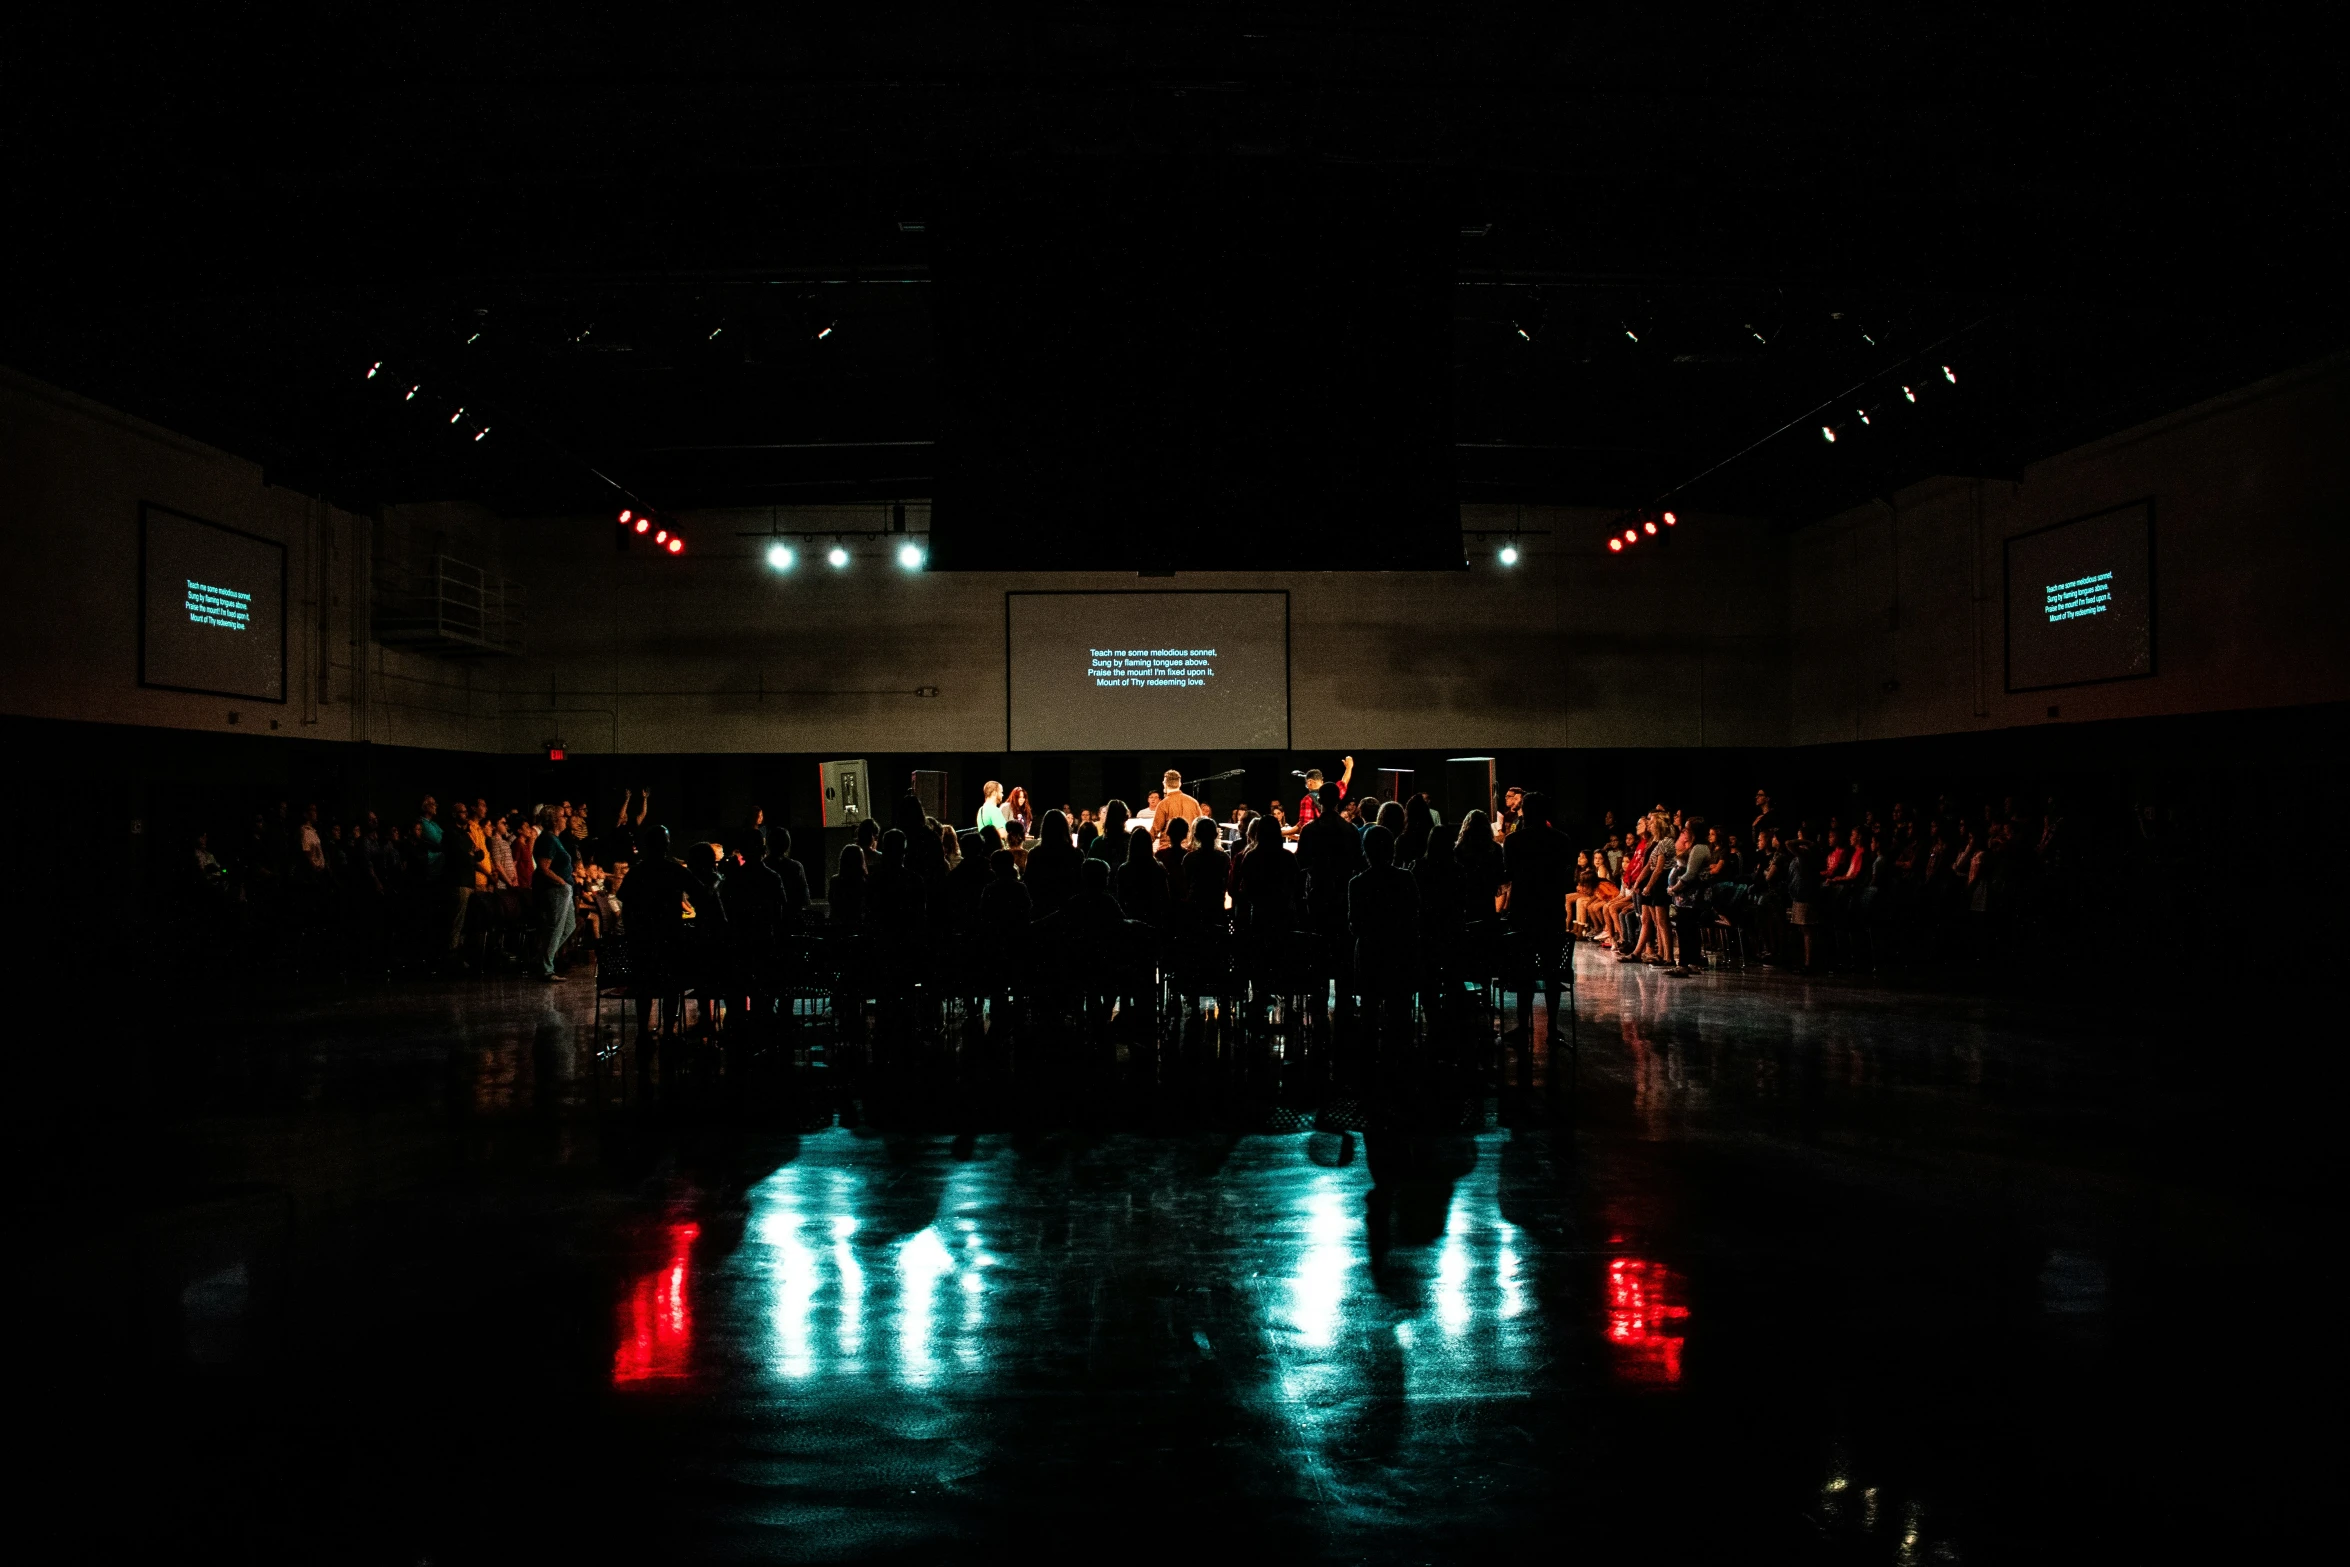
33, 951, 2324, 1561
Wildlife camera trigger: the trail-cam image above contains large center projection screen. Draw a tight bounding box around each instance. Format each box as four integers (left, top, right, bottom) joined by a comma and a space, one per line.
2004, 502, 2154, 692
140, 503, 287, 702
1008, 592, 1289, 750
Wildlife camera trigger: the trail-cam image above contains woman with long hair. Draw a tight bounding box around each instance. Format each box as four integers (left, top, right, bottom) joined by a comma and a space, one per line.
1112, 821, 1169, 927
1397, 794, 1434, 867
1456, 809, 1504, 916
828, 842, 868, 928
1023, 808, 1082, 915
1003, 786, 1033, 838
1090, 798, 1132, 862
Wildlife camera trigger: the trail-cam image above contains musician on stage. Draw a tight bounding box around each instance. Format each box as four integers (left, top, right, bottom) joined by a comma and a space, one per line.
1152, 769, 1204, 850
1293, 755, 1355, 832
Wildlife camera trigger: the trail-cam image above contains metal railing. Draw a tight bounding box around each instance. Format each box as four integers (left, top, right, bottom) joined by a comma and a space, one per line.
373, 553, 525, 655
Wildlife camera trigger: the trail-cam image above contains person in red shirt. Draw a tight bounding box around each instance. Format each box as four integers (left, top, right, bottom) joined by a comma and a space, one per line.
1294, 755, 1355, 828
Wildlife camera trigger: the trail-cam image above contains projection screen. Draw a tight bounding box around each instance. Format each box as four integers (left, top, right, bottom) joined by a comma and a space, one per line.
2004, 501, 2155, 693
1006, 591, 1289, 750
139, 502, 288, 702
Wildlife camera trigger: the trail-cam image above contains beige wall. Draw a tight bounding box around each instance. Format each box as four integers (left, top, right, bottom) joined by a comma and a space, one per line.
0, 369, 497, 751
485, 502, 1787, 755
1790, 356, 2350, 743
14, 352, 2344, 759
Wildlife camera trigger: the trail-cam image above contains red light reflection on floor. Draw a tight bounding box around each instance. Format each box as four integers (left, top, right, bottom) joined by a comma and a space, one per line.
613, 1222, 700, 1387
1606, 1257, 1690, 1384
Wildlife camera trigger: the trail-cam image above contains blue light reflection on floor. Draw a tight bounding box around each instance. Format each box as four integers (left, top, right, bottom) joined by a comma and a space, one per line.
731, 1128, 1547, 1407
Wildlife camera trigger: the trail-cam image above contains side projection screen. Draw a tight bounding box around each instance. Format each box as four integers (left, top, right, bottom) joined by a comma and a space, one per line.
1007, 591, 1289, 751
140, 503, 288, 702
2004, 501, 2155, 693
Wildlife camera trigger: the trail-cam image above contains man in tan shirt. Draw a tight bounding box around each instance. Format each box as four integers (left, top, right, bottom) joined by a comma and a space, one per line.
1152, 769, 1204, 850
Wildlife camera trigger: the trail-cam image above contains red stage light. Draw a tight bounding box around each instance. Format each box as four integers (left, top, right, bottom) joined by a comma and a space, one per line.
618, 508, 633, 524
548, 747, 565, 762
1643, 520, 1658, 535
1661, 510, 1677, 526
654, 529, 668, 544
1623, 528, 1638, 543
634, 518, 650, 534
666, 536, 684, 554
1608, 538, 1624, 553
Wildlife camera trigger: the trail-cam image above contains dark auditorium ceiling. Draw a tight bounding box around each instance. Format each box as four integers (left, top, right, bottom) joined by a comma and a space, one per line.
2, 8, 2340, 533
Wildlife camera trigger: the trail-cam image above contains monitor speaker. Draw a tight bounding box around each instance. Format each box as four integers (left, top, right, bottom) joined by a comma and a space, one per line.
818, 759, 872, 828
909, 769, 949, 824
1445, 756, 1496, 826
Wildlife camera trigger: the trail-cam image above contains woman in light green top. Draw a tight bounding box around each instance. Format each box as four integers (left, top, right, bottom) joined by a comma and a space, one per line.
976, 780, 1010, 834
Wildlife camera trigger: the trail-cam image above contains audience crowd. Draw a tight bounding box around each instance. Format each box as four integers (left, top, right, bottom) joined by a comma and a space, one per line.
166, 771, 2109, 995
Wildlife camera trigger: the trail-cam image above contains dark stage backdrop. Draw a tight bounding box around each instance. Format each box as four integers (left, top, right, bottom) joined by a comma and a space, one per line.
927, 159, 1459, 571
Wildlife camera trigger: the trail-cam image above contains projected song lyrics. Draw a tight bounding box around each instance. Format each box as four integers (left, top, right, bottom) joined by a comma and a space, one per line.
185, 579, 253, 631
2043, 571, 2113, 624
1089, 648, 1218, 688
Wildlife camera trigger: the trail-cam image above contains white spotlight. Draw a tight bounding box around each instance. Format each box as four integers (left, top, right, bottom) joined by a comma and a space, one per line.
816, 324, 835, 340
366, 361, 381, 379
827, 545, 850, 568
1942, 364, 1957, 383
1857, 408, 1871, 425
766, 543, 796, 572
1623, 327, 1640, 343
1903, 385, 1917, 402
1497, 544, 1519, 566
1821, 425, 1837, 442
473, 427, 489, 442
896, 542, 925, 570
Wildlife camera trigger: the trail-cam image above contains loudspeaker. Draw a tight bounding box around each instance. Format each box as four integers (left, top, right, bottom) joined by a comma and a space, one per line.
909, 769, 949, 824
818, 759, 872, 828
1445, 756, 1496, 826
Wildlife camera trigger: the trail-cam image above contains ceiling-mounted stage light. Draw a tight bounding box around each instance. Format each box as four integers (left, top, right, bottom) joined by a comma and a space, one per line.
827, 544, 850, 568
816, 324, 835, 340
1661, 510, 1677, 526
473, 427, 489, 442
665, 536, 684, 555
1513, 322, 1532, 342
766, 543, 796, 572
1622, 326, 1640, 343
1903, 385, 1917, 403
654, 528, 669, 544
366, 361, 381, 379
618, 508, 633, 524
405, 385, 419, 401
1822, 425, 1837, 442
707, 327, 722, 340
1857, 409, 1871, 426
1608, 537, 1625, 553
1942, 364, 1957, 383
896, 542, 925, 570
634, 518, 651, 535
449, 407, 464, 424
1643, 519, 1658, 535
1623, 528, 1639, 544
1498, 544, 1519, 566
